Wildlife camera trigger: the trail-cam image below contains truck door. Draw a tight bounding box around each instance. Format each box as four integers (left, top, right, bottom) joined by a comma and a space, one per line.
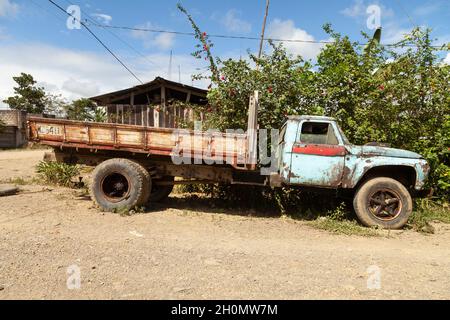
289, 121, 346, 187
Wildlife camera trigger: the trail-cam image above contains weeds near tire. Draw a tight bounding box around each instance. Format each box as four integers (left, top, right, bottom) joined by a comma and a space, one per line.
308, 202, 380, 237
36, 161, 80, 187
112, 206, 146, 216
408, 199, 450, 234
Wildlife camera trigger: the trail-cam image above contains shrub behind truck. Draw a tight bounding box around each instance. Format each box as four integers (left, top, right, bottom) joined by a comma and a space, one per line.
27, 92, 430, 229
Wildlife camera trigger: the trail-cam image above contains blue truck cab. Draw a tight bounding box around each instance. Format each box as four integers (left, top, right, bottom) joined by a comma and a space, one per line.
276, 115, 430, 229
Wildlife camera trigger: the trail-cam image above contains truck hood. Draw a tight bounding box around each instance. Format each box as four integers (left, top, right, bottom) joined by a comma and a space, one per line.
349, 145, 423, 159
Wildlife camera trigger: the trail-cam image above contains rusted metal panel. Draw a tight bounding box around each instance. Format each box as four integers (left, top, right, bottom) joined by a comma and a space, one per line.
283, 117, 429, 190
90, 127, 114, 145
28, 117, 249, 166
342, 144, 429, 191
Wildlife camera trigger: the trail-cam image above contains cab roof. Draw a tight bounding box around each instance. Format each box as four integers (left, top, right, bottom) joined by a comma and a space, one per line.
287, 115, 336, 122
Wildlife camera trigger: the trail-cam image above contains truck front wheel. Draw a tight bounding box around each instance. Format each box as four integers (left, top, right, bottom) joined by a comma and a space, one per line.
353, 177, 413, 229
90, 158, 151, 212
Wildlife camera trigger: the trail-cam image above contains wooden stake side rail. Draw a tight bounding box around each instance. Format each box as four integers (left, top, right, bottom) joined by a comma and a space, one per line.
27, 117, 249, 165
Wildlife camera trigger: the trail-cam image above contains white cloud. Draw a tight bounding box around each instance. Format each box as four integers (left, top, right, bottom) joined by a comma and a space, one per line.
0, 0, 18, 17
0, 43, 205, 108
382, 22, 412, 44
267, 19, 326, 60
91, 13, 112, 25
413, 3, 441, 16
154, 33, 176, 50
340, 0, 394, 19
222, 9, 252, 34
62, 78, 100, 97
341, 0, 366, 18
444, 53, 450, 65
131, 22, 175, 50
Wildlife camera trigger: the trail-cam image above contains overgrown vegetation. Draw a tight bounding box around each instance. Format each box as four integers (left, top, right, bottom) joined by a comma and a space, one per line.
65, 98, 107, 122
3, 73, 106, 121
176, 5, 449, 234
408, 199, 450, 233
111, 206, 146, 217
2, 73, 47, 114
36, 161, 80, 187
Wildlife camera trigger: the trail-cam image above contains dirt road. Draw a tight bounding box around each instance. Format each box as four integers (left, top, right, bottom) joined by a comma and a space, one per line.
0, 150, 449, 299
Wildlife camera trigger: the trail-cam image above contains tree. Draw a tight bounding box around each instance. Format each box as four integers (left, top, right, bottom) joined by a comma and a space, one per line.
3, 73, 47, 114
206, 45, 318, 131
90, 107, 107, 123
45, 93, 69, 118
65, 98, 97, 121
180, 4, 449, 200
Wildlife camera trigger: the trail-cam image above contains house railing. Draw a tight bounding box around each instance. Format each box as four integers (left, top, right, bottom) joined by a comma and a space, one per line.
104, 104, 205, 128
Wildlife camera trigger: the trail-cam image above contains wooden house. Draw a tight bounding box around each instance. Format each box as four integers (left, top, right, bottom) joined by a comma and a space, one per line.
90, 77, 208, 128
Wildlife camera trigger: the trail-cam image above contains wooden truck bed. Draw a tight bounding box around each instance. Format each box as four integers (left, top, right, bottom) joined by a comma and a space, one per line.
27, 117, 249, 167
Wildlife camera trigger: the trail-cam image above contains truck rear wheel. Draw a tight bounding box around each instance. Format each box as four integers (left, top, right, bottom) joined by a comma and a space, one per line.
90, 158, 151, 212
353, 177, 413, 229
149, 176, 174, 203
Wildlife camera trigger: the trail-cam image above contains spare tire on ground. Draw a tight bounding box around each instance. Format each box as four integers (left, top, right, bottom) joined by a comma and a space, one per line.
0, 185, 19, 197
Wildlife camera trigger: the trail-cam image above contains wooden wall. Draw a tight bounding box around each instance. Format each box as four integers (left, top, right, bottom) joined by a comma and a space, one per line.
106, 104, 204, 128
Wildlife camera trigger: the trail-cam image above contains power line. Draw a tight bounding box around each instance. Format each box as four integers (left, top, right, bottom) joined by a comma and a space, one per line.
89, 21, 335, 44
47, 0, 144, 84
88, 20, 447, 50
61, 0, 157, 68
394, 0, 417, 29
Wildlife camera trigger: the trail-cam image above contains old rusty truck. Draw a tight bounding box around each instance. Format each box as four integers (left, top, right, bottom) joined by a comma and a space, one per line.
27, 92, 430, 229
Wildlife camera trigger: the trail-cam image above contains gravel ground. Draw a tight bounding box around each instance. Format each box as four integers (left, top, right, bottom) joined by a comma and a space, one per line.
0, 150, 449, 300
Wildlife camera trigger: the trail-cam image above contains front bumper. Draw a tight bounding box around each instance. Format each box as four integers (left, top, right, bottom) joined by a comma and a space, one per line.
414, 159, 431, 191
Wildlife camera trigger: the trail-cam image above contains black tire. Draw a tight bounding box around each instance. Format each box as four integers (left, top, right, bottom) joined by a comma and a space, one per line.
149, 176, 174, 203
134, 161, 151, 205
0, 185, 19, 197
353, 177, 413, 229
90, 158, 151, 212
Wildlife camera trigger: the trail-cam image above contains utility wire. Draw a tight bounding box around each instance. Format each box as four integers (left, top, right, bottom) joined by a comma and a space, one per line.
47, 0, 144, 84
89, 21, 335, 44
394, 0, 417, 29
88, 20, 447, 49
61, 0, 157, 67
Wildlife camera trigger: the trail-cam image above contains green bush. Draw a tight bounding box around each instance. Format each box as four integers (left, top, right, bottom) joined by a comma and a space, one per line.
36, 161, 80, 187
409, 199, 450, 233
176, 7, 449, 230
182, 13, 449, 201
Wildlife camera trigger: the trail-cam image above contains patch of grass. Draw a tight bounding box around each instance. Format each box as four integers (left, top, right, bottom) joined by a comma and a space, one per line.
0, 176, 44, 186
3, 177, 29, 185
112, 206, 146, 217
408, 199, 450, 234
309, 217, 380, 237
308, 202, 380, 237
36, 161, 80, 187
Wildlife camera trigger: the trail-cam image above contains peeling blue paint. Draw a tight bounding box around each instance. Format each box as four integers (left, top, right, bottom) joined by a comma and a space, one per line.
278, 117, 429, 191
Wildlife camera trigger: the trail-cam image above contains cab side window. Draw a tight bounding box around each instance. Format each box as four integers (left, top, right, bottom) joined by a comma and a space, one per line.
300, 122, 339, 145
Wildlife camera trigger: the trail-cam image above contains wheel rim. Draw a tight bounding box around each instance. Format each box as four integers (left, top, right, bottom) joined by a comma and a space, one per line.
368, 189, 403, 221
101, 172, 131, 202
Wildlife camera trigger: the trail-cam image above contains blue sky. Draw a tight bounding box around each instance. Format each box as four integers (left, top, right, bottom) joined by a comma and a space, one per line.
0, 0, 449, 108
